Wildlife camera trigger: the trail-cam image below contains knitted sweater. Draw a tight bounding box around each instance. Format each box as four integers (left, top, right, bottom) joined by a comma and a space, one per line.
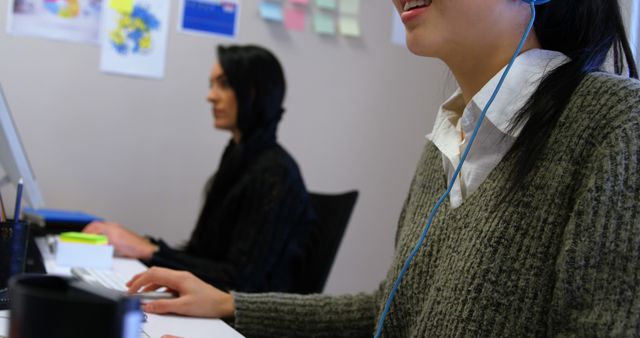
148, 143, 317, 293
232, 72, 640, 337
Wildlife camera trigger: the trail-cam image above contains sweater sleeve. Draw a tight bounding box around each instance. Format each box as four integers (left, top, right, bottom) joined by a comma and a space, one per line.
549, 115, 640, 336
147, 162, 310, 292
232, 290, 381, 337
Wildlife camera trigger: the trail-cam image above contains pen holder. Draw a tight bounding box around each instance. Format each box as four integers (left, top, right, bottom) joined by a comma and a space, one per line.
9, 274, 143, 338
0, 221, 29, 291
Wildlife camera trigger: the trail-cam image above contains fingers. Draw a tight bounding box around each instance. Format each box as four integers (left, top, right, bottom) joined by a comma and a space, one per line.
161, 335, 183, 338
127, 267, 188, 294
82, 221, 105, 234
126, 271, 144, 287
142, 298, 184, 314
127, 278, 164, 293
141, 283, 165, 292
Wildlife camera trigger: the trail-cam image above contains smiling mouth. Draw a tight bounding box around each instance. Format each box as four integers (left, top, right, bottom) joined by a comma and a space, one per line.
403, 0, 431, 11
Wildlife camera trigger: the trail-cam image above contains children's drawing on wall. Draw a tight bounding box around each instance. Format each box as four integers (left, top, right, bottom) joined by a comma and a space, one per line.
7, 0, 102, 44
100, 0, 170, 79
108, 4, 160, 55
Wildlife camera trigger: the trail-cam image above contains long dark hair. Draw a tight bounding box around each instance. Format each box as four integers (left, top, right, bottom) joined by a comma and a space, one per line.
217, 45, 286, 141
189, 45, 287, 254
505, 0, 638, 194
207, 44, 286, 196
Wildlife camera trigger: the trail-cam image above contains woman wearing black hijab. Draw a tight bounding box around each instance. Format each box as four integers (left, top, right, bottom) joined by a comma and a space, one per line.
85, 45, 317, 293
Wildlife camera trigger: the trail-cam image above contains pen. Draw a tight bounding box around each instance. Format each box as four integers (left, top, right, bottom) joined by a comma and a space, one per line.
46, 234, 57, 255
13, 178, 23, 224
0, 190, 6, 222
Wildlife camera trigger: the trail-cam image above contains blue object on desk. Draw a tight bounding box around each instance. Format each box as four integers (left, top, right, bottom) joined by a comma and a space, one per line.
22, 208, 103, 224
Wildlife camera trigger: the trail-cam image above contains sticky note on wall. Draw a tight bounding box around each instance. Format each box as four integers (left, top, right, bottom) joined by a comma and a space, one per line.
316, 0, 337, 10
340, 0, 360, 15
260, 1, 284, 22
339, 16, 360, 37
314, 12, 335, 35
109, 0, 134, 14
285, 7, 306, 31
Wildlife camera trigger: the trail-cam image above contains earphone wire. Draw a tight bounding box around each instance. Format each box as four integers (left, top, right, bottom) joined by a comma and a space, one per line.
373, 3, 537, 337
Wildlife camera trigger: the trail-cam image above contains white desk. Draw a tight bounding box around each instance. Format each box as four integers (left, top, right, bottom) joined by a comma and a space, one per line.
0, 238, 244, 338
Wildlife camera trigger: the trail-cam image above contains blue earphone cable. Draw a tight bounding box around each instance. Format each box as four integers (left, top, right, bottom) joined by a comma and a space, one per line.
373, 3, 537, 337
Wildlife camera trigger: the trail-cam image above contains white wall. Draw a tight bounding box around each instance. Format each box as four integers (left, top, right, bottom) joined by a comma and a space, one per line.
2, 0, 638, 296
620, 0, 639, 60
0, 0, 450, 294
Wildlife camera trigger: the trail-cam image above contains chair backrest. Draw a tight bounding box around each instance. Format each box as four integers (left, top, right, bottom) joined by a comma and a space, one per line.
298, 190, 358, 294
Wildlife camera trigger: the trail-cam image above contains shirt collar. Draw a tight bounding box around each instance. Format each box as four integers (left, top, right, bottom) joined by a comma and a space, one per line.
472, 48, 570, 136
426, 48, 570, 164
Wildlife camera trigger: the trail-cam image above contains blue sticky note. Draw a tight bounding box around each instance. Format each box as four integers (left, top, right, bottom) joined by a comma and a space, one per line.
259, 2, 284, 22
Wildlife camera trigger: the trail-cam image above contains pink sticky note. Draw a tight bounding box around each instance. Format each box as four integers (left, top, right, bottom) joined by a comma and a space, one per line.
285, 7, 306, 31
290, 0, 309, 5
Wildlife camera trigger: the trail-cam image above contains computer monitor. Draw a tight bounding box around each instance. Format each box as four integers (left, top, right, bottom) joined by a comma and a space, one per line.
0, 84, 45, 210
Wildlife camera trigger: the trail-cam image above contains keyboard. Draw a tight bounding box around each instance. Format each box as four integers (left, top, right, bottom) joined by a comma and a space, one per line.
71, 267, 129, 292
71, 267, 176, 301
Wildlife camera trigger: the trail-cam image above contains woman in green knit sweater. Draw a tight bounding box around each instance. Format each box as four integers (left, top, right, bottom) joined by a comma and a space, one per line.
127, 0, 640, 336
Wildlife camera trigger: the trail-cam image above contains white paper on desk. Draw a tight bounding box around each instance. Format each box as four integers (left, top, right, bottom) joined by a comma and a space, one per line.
144, 314, 244, 338
56, 242, 114, 269
0, 310, 8, 337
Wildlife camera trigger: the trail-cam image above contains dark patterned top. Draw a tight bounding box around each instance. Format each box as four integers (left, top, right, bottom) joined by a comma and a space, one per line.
148, 142, 316, 293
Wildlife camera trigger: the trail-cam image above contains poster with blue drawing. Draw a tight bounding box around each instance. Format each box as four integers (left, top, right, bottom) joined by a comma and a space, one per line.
100, 0, 170, 79
7, 0, 102, 44
178, 0, 241, 39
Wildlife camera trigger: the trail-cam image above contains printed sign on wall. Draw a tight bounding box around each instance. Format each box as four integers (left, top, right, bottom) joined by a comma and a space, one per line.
179, 0, 241, 39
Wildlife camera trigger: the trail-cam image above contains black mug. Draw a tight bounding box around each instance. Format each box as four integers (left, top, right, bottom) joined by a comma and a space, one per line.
9, 275, 143, 338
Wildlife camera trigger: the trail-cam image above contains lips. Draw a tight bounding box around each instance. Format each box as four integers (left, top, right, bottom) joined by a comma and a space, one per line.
402, 0, 431, 12
399, 0, 431, 24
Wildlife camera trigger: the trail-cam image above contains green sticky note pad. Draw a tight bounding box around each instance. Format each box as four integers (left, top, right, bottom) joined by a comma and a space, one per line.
314, 13, 336, 35
340, 0, 360, 15
60, 232, 109, 245
316, 0, 337, 10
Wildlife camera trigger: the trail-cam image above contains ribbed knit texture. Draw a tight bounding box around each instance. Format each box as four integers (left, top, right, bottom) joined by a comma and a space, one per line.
232, 72, 640, 337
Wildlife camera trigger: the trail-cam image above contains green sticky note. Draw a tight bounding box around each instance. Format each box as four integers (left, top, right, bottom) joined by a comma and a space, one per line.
339, 16, 360, 37
340, 0, 360, 15
60, 232, 109, 245
316, 0, 337, 10
314, 13, 336, 35
109, 0, 134, 14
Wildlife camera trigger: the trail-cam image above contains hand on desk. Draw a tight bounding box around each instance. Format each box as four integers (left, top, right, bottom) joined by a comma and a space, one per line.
83, 221, 158, 260
127, 267, 235, 319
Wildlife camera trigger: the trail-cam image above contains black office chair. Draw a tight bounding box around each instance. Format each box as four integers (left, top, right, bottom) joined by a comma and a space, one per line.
297, 190, 358, 294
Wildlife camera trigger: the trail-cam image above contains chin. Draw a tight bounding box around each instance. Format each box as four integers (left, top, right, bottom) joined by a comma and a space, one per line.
405, 32, 438, 57
214, 123, 228, 130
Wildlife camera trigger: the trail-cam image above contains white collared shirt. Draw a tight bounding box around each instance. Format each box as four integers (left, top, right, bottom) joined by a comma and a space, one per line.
426, 49, 569, 208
